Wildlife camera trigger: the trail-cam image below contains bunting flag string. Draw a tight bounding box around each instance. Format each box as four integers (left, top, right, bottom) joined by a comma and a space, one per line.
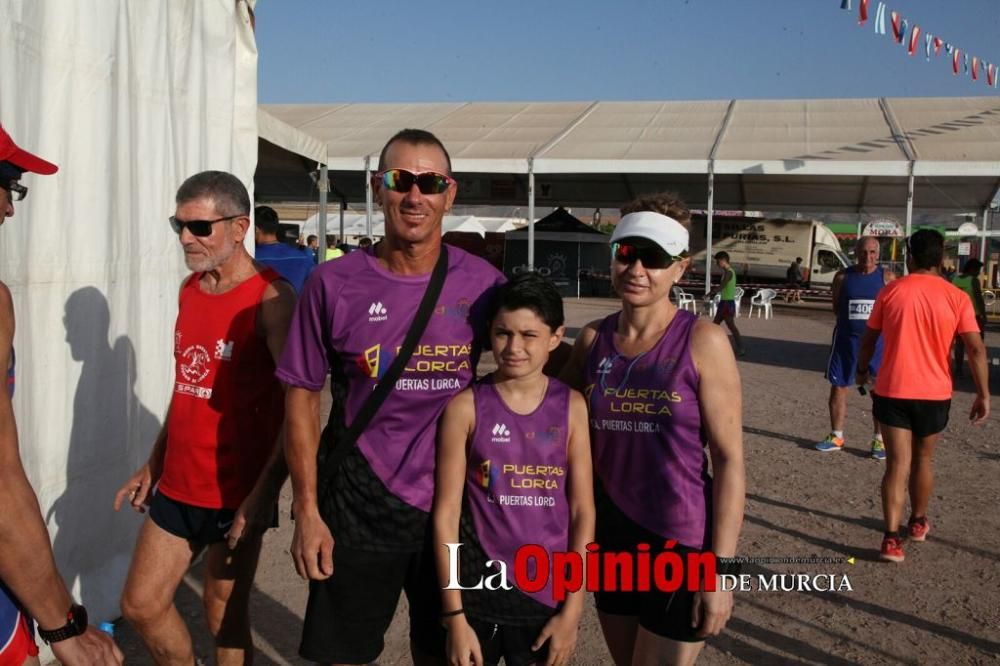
858, 0, 869, 25
874, 2, 886, 35
907, 25, 920, 56
839, 1, 996, 90
890, 11, 902, 42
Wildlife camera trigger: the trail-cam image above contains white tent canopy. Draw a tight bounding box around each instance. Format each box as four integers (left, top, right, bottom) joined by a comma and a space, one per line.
261, 97, 1000, 213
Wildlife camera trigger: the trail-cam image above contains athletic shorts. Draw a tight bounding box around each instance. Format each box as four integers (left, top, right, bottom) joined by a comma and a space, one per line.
149, 490, 276, 545
872, 394, 951, 437
0, 604, 38, 665
593, 491, 707, 643
826, 330, 882, 387
717, 300, 736, 318
299, 540, 445, 664
465, 617, 549, 666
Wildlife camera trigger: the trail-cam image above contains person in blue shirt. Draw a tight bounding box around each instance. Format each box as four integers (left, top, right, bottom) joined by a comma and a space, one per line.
254, 206, 314, 293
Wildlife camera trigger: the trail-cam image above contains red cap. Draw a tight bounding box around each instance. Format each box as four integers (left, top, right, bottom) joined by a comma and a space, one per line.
0, 123, 58, 175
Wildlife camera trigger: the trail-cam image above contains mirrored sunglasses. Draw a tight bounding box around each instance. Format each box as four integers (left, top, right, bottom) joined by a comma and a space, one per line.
0, 180, 27, 202
612, 242, 677, 270
376, 168, 454, 195
169, 214, 239, 237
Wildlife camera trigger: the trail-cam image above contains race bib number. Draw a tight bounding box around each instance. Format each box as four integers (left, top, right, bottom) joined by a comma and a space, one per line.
848, 299, 875, 320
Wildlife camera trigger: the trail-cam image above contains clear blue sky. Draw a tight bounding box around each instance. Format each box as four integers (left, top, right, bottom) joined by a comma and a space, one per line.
256, 0, 1000, 103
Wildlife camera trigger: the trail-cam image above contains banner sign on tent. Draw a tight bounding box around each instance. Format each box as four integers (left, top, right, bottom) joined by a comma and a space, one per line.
841, 2, 998, 90
862, 218, 904, 237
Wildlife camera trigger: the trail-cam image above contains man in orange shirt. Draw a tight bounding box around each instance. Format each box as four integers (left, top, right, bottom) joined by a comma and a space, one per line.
857, 230, 989, 563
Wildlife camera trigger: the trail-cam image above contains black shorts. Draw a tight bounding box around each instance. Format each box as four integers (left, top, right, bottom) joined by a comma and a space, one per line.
872, 393, 951, 437
466, 617, 549, 666
593, 490, 707, 643
150, 490, 277, 545
299, 540, 445, 664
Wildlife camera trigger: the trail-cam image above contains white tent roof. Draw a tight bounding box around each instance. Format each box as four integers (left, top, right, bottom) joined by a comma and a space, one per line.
261, 97, 1000, 213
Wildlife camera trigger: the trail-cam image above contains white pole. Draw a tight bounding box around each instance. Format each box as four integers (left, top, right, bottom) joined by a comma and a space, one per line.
318, 164, 328, 264
576, 240, 581, 299
981, 207, 989, 263
527, 160, 535, 271
365, 155, 373, 238
705, 170, 715, 295
903, 169, 914, 275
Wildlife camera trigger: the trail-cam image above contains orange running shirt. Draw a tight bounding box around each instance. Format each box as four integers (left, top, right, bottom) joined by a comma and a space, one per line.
867, 273, 979, 400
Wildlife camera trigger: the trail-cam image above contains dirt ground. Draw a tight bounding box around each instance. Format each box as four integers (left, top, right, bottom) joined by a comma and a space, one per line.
112, 297, 1000, 665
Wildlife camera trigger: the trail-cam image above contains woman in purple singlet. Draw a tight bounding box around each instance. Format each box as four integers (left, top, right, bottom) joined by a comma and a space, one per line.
562, 193, 745, 666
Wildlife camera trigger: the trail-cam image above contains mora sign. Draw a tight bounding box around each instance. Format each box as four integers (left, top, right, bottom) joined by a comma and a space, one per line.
862, 218, 904, 237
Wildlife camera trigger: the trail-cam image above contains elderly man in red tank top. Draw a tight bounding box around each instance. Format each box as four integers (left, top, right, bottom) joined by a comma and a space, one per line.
113, 171, 296, 665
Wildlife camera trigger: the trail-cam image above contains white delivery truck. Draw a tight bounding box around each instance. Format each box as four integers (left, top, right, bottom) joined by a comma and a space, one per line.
687, 215, 850, 288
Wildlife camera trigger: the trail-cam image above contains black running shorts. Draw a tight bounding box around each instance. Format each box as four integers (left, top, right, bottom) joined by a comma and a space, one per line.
872, 393, 951, 437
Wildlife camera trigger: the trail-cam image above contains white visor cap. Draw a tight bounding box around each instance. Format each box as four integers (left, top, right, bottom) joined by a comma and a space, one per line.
610, 211, 689, 257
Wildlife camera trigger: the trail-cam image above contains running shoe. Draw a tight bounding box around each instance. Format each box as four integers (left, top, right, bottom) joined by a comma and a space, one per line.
908, 516, 930, 542
869, 439, 886, 461
815, 434, 845, 452
880, 536, 905, 562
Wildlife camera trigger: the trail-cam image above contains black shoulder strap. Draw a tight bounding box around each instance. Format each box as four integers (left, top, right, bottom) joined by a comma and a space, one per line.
319, 245, 450, 483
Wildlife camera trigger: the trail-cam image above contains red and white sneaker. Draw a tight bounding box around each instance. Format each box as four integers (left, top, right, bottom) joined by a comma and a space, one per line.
880, 536, 905, 562
908, 517, 931, 542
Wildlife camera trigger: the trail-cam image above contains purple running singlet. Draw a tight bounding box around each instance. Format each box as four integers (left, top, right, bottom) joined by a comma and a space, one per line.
464, 378, 571, 609
584, 310, 712, 549
277, 245, 504, 515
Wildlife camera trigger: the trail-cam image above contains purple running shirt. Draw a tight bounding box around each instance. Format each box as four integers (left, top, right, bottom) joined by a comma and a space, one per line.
277, 245, 504, 513
465, 378, 571, 608
584, 310, 713, 549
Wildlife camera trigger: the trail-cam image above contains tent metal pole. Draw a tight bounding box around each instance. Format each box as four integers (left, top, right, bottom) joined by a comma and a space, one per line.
982, 207, 989, 263
705, 168, 715, 295
339, 196, 345, 245
528, 159, 535, 271
576, 241, 581, 300
318, 164, 328, 264
904, 167, 914, 275
365, 155, 373, 238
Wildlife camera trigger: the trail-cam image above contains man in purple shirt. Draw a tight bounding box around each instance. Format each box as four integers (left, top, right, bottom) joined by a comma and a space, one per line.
278, 129, 503, 665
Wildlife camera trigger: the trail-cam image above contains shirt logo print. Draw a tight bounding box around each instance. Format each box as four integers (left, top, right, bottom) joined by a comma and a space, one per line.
491, 423, 511, 443
368, 302, 388, 322
597, 356, 614, 374
214, 339, 234, 360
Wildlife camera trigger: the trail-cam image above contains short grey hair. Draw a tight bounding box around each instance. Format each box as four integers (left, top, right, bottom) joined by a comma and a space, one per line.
175, 171, 250, 218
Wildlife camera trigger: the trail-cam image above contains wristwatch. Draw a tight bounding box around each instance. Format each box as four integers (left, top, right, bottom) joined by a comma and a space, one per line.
37, 603, 88, 644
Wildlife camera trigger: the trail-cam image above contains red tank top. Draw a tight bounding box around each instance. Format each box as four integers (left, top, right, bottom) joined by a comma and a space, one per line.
159, 268, 284, 509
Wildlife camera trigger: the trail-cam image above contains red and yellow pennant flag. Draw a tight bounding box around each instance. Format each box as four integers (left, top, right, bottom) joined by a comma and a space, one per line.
907, 25, 921, 55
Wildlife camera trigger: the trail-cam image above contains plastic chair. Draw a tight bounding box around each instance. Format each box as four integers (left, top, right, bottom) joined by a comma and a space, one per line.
673, 287, 696, 313
984, 290, 996, 315
706, 293, 721, 317
748, 288, 777, 319
733, 287, 745, 318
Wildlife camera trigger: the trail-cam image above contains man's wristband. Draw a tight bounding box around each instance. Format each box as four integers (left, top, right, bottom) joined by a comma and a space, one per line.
856, 366, 869, 375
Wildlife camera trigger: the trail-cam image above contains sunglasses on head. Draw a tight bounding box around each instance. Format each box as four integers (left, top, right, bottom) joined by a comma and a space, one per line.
612, 241, 678, 270
169, 214, 240, 237
375, 168, 455, 195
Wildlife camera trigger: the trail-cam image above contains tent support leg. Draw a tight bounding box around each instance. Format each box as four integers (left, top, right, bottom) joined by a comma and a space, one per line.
365, 155, 373, 239
318, 164, 328, 264
904, 169, 914, 275
705, 169, 715, 296
528, 162, 535, 271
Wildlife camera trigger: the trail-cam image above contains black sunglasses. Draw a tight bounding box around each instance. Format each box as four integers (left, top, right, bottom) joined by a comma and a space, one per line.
612, 242, 677, 270
169, 214, 240, 237
375, 168, 455, 195
0, 180, 27, 202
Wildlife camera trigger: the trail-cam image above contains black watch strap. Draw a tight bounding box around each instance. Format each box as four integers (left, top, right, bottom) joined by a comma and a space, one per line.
37, 603, 88, 644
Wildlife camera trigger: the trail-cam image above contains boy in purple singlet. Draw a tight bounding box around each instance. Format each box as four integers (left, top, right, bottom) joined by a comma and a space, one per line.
434, 273, 594, 666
